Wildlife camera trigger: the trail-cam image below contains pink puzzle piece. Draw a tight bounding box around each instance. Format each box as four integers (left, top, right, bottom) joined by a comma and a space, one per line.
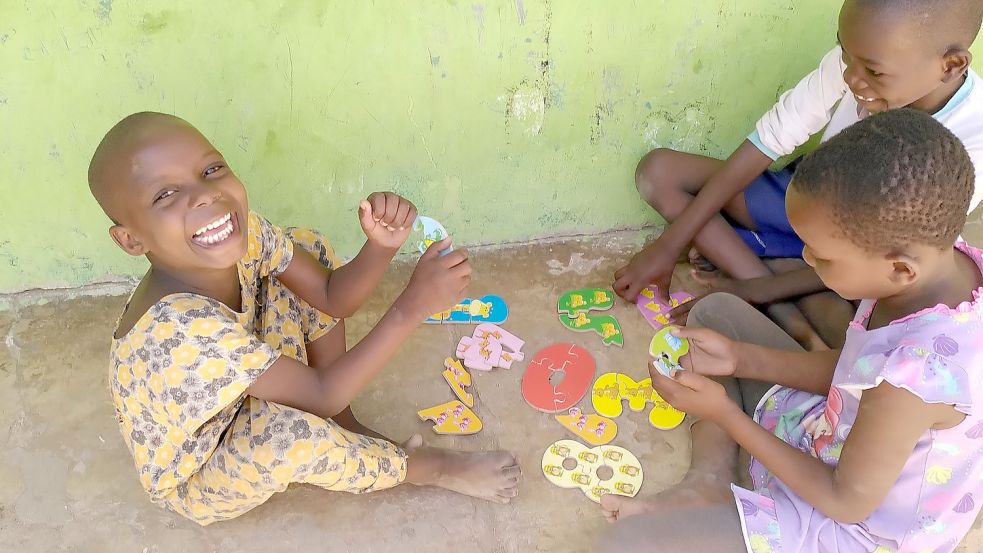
456, 323, 525, 371
636, 286, 695, 330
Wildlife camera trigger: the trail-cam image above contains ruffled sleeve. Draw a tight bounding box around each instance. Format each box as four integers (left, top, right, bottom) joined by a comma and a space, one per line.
244, 211, 295, 278
842, 345, 973, 415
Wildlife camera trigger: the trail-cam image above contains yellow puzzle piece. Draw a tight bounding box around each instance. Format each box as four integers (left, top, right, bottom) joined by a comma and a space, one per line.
417, 400, 482, 435
591, 373, 685, 430
541, 439, 643, 503
555, 407, 617, 446
442, 358, 474, 408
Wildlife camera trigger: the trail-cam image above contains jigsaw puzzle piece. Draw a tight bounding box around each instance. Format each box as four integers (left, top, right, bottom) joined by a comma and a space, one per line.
541, 439, 643, 503
424, 294, 510, 324
558, 312, 624, 347
442, 358, 474, 408
557, 288, 615, 318
555, 407, 617, 446
417, 400, 482, 435
590, 373, 627, 418
413, 215, 452, 256
522, 343, 596, 413
648, 390, 686, 430
649, 326, 690, 377
637, 285, 695, 330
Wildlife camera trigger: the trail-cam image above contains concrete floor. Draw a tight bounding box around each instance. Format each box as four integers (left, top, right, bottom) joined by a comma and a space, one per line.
3, 227, 983, 552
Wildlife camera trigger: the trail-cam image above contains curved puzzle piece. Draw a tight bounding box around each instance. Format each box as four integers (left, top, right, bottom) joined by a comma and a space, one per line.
456, 323, 525, 371
442, 358, 473, 407
418, 400, 482, 435
522, 343, 595, 413
591, 373, 654, 418
413, 215, 452, 256
426, 294, 509, 324
637, 286, 695, 330
591, 373, 686, 431
555, 407, 617, 446
541, 439, 643, 503
649, 390, 686, 430
558, 288, 615, 318
649, 327, 689, 377
558, 312, 624, 347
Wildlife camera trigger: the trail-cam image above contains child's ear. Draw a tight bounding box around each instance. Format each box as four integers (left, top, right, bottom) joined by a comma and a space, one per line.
886, 253, 918, 287
109, 225, 147, 256
941, 48, 972, 83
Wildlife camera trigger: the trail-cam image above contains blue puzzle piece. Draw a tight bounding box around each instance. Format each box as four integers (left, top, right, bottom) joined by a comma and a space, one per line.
425, 295, 509, 324
413, 215, 453, 256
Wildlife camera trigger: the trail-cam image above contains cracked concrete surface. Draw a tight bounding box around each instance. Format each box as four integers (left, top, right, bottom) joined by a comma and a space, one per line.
2, 227, 982, 552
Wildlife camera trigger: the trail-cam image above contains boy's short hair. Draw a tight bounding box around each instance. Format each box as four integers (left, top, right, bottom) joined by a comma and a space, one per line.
853, 0, 983, 49
791, 109, 973, 251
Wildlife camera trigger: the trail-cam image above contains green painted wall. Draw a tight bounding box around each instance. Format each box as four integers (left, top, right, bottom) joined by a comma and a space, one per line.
0, 0, 880, 293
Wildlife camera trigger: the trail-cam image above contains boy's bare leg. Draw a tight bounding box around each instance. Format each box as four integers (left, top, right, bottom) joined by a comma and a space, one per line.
306, 321, 389, 441
636, 149, 826, 350
600, 294, 802, 521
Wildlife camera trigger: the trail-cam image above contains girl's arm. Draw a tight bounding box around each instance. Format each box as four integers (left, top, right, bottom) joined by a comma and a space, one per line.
657, 371, 960, 523
736, 342, 840, 395
674, 326, 838, 395
276, 192, 417, 318
247, 241, 469, 418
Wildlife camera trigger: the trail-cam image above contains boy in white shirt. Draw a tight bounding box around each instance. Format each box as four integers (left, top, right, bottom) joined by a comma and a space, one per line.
613, 0, 983, 349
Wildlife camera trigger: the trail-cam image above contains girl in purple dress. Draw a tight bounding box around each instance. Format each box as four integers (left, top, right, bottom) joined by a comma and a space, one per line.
599, 109, 983, 552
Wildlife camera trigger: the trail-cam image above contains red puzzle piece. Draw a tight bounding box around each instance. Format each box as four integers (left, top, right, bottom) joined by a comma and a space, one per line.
521, 343, 596, 413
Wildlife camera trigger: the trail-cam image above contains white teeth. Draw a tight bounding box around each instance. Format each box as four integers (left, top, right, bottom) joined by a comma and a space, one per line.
193, 213, 232, 237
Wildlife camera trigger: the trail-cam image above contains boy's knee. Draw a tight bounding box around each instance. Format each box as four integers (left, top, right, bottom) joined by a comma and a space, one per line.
688, 292, 749, 329
635, 148, 682, 209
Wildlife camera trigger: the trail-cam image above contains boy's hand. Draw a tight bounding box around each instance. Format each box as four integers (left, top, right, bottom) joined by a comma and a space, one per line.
399, 238, 471, 317
671, 326, 740, 377
650, 369, 737, 424
359, 192, 417, 250
613, 240, 678, 303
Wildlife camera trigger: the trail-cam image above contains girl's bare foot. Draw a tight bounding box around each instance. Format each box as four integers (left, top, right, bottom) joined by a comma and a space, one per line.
688, 247, 717, 273
403, 437, 521, 504
599, 471, 733, 523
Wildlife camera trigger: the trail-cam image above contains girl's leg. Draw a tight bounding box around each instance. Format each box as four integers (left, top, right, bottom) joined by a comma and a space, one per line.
601, 293, 800, 520
596, 505, 746, 553
306, 321, 389, 441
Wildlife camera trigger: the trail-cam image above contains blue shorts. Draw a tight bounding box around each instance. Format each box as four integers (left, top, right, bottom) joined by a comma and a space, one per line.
735, 160, 804, 258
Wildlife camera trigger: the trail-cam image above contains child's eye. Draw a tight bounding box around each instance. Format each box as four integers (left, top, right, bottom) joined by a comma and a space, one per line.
203, 164, 225, 177
867, 68, 883, 78
154, 190, 176, 203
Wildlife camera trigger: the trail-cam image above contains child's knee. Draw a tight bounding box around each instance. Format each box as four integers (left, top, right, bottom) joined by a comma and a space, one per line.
635, 148, 685, 210
688, 292, 749, 329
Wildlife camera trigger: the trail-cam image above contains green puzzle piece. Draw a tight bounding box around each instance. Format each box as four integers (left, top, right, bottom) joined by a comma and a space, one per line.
557, 288, 615, 318
558, 312, 624, 347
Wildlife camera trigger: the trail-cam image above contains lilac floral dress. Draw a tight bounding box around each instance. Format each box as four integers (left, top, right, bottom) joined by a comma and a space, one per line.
734, 242, 983, 553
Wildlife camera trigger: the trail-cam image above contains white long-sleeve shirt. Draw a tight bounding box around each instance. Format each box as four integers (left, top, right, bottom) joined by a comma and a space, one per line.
748, 46, 983, 213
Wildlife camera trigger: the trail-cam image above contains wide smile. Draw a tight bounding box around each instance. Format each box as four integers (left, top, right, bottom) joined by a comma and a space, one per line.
853, 92, 879, 103
191, 212, 238, 248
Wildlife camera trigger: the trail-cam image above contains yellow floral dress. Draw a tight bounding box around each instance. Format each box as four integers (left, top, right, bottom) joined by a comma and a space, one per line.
110, 211, 407, 525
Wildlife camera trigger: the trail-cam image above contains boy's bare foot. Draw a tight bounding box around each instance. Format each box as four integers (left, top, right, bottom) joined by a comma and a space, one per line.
403, 437, 521, 504
688, 247, 717, 273
599, 471, 733, 523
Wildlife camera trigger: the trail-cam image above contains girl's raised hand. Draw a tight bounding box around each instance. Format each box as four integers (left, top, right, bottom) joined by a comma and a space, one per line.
359, 192, 417, 249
